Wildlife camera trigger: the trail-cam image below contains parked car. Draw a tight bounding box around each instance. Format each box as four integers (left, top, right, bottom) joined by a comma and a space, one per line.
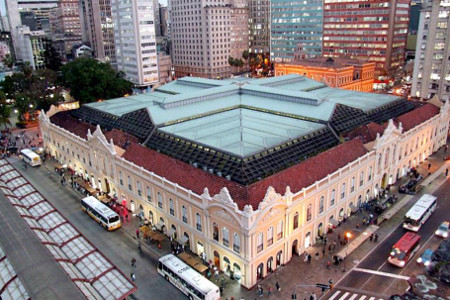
435, 221, 449, 238
417, 249, 433, 266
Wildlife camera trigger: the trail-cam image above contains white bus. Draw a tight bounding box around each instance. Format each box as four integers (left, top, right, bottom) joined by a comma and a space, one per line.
403, 194, 437, 232
157, 254, 220, 300
20, 149, 41, 167
81, 196, 121, 231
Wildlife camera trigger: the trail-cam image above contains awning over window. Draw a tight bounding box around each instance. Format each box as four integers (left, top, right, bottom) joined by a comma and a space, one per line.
178, 235, 189, 244
166, 227, 176, 236
349, 204, 358, 213
155, 220, 165, 231
329, 218, 339, 227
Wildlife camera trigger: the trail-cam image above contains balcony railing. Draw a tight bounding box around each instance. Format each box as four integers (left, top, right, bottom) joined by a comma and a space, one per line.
196, 223, 202, 231
267, 238, 273, 246
257, 244, 263, 253
170, 209, 174, 215
233, 244, 240, 253
223, 239, 229, 247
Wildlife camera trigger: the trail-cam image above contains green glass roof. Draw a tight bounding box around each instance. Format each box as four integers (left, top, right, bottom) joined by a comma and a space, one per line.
160, 108, 325, 157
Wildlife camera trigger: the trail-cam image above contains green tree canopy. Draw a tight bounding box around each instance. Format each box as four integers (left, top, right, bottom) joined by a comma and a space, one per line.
43, 40, 62, 71
61, 58, 133, 104
2, 54, 14, 69
0, 91, 11, 128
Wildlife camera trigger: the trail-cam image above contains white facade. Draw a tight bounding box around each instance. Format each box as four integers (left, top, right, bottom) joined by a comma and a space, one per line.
40, 98, 450, 289
111, 0, 159, 87
412, 0, 450, 102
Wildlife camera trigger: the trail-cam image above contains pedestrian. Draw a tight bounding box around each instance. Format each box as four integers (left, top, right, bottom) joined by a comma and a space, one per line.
131, 273, 136, 282
327, 260, 331, 269
374, 233, 379, 242
324, 237, 327, 245
369, 234, 373, 242
310, 292, 317, 300
275, 281, 280, 292
322, 247, 326, 256
267, 286, 272, 296
362, 217, 366, 225
315, 252, 320, 260
138, 240, 142, 252
328, 244, 332, 252
446, 168, 448, 176
428, 163, 431, 170
259, 286, 264, 297
131, 257, 136, 267
308, 253, 312, 263
136, 229, 140, 239
332, 240, 336, 250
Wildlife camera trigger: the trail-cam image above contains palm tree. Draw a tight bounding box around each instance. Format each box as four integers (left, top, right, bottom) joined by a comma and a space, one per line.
2, 54, 14, 69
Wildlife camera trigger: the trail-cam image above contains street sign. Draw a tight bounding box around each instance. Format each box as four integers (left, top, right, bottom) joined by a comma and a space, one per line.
316, 283, 330, 289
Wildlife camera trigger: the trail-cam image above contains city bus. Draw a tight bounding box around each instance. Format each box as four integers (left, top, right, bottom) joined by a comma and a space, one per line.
157, 254, 220, 300
20, 149, 41, 167
388, 232, 421, 267
403, 194, 437, 231
81, 196, 121, 231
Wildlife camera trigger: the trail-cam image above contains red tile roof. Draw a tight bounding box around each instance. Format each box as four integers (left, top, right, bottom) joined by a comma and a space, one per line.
122, 139, 368, 209
394, 103, 440, 132
345, 122, 386, 143
50, 111, 96, 140
104, 129, 139, 149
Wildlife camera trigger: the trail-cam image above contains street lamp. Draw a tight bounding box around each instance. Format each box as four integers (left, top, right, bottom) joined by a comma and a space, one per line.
343, 231, 352, 272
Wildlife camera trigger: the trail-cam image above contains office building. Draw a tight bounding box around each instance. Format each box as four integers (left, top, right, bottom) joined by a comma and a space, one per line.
111, 0, 159, 87
171, 0, 249, 79
270, 0, 323, 62
322, 0, 411, 78
40, 74, 449, 289
80, 0, 116, 65
249, 0, 269, 55
411, 0, 450, 102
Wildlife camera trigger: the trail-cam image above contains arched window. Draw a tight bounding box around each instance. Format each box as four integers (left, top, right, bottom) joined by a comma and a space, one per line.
277, 220, 283, 239
233, 233, 240, 253
157, 192, 163, 208
222, 227, 229, 247
257, 232, 263, 252
267, 227, 274, 246
330, 189, 335, 206
341, 183, 346, 199
351, 177, 355, 192
368, 167, 373, 181
360, 172, 364, 186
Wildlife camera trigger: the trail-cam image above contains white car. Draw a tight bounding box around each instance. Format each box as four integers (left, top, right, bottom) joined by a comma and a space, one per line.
435, 221, 449, 238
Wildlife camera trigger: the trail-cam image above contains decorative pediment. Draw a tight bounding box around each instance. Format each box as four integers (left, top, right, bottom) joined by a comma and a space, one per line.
374, 119, 401, 149
242, 204, 254, 217
212, 187, 238, 209
258, 186, 282, 210
262, 208, 283, 222
202, 187, 210, 198
87, 125, 116, 155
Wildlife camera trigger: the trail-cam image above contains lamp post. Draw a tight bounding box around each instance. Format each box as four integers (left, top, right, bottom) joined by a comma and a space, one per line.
343, 231, 352, 272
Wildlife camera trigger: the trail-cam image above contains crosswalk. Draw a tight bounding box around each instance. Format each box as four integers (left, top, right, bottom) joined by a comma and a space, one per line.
327, 290, 385, 300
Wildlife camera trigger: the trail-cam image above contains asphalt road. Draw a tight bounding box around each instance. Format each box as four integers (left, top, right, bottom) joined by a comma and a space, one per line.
8, 157, 186, 300
330, 177, 450, 298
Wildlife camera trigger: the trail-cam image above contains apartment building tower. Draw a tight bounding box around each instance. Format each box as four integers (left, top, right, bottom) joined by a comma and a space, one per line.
249, 0, 269, 55
80, 0, 116, 65
411, 0, 450, 102
111, 0, 159, 87
322, 0, 411, 78
171, 0, 249, 79
270, 0, 323, 62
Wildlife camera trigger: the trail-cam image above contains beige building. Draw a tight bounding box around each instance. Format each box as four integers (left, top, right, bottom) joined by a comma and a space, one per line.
39, 75, 450, 289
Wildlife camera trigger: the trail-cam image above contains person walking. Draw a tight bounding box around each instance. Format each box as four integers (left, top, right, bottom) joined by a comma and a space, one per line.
310, 292, 317, 300
369, 234, 373, 242
275, 281, 280, 292
131, 273, 136, 282
267, 286, 272, 296
131, 257, 136, 267
136, 229, 140, 239
374, 233, 379, 242
138, 240, 142, 252
446, 168, 448, 176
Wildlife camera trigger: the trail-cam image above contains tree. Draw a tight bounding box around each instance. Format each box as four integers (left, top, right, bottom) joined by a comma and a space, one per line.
2, 54, 14, 69
228, 56, 236, 67
0, 91, 11, 129
43, 40, 62, 71
14, 93, 33, 122
242, 50, 249, 61
61, 58, 133, 104
20, 62, 33, 79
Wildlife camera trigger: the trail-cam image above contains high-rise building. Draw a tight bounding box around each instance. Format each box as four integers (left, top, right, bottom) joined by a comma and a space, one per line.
80, 0, 116, 65
322, 0, 411, 78
248, 0, 269, 55
49, 0, 82, 60
270, 0, 323, 62
111, 0, 159, 87
411, 0, 450, 102
171, 0, 249, 79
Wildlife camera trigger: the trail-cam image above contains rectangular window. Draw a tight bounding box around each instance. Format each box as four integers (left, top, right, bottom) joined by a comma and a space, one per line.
293, 213, 299, 230
119, 171, 123, 185
170, 199, 174, 215
158, 192, 163, 208
351, 177, 355, 193
257, 233, 263, 253
368, 167, 373, 181
331, 190, 335, 206
277, 221, 283, 239
127, 176, 132, 191
196, 213, 202, 231
182, 206, 188, 223
319, 197, 324, 214
306, 205, 312, 222
146, 186, 152, 202
137, 181, 142, 196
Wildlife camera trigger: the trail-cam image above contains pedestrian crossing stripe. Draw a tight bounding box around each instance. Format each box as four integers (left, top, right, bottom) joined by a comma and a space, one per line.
328, 291, 384, 300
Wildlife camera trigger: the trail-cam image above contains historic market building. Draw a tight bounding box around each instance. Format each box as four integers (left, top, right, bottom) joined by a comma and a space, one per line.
39, 75, 450, 289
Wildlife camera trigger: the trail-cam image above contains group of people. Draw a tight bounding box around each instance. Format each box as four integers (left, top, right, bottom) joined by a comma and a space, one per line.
256, 281, 280, 297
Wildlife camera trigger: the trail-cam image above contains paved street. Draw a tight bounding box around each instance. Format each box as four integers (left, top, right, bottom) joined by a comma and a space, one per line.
326, 164, 450, 299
